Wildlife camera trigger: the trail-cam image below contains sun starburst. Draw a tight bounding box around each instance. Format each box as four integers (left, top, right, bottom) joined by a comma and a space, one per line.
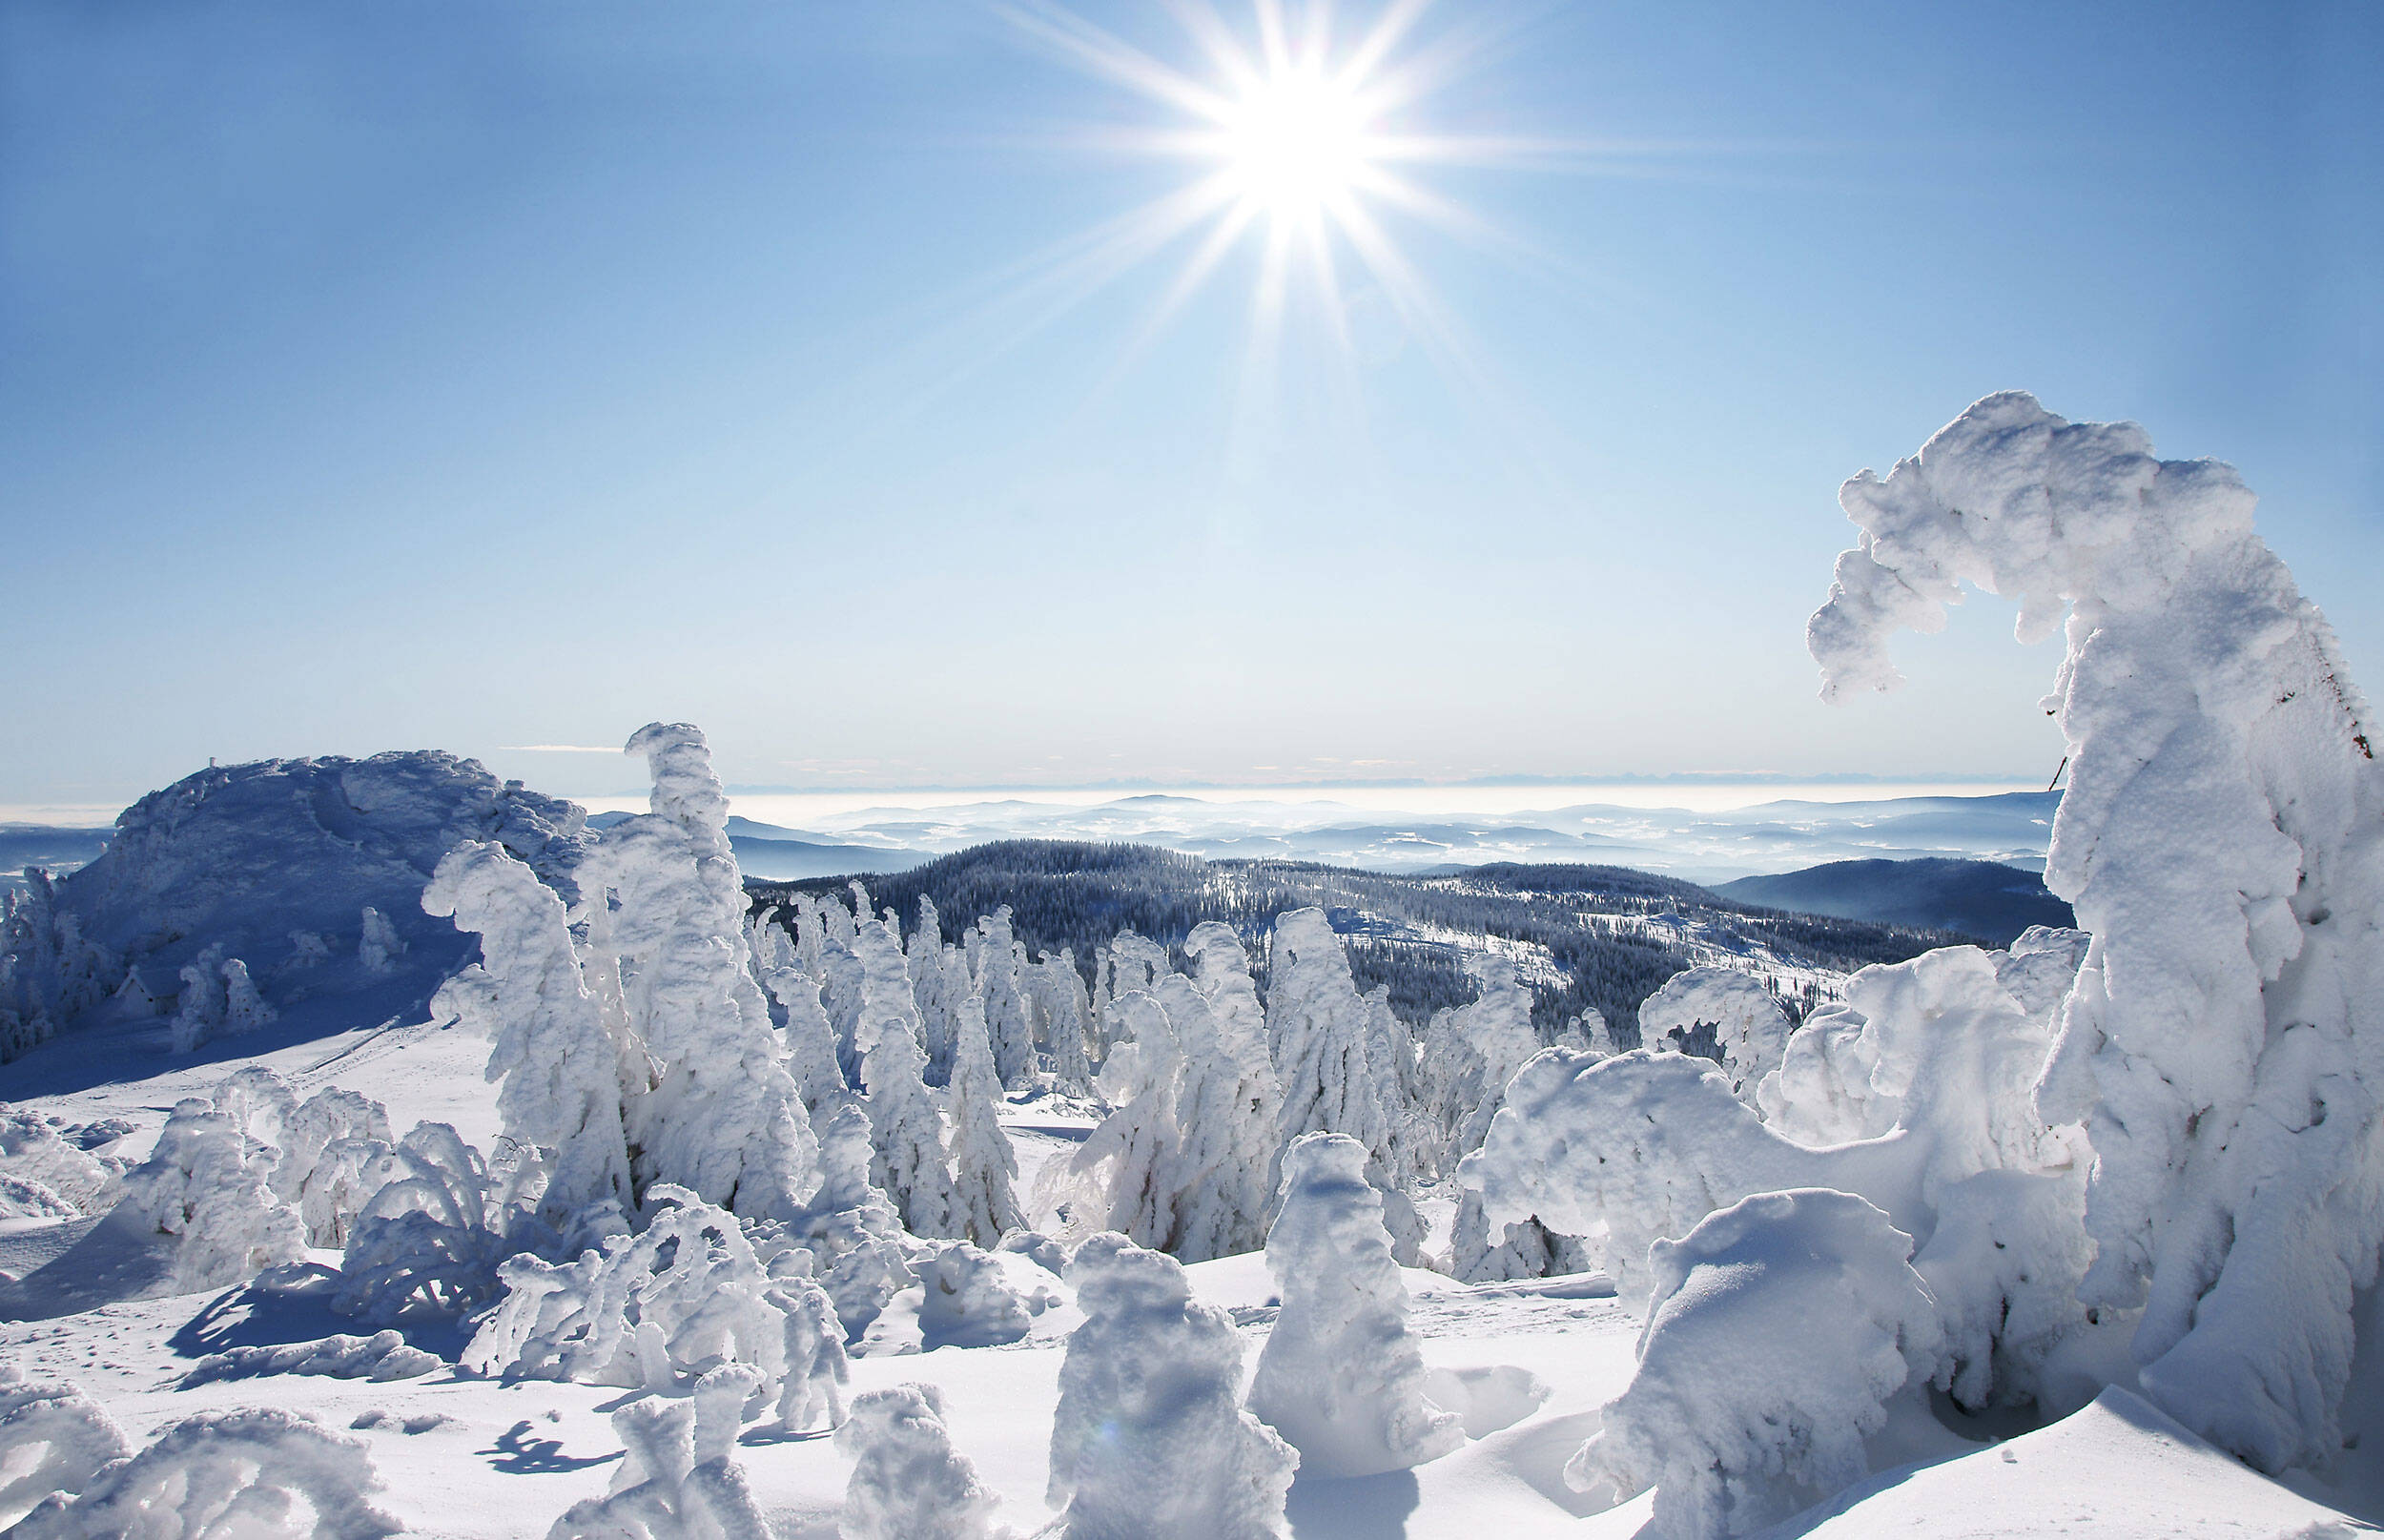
993, 0, 1513, 397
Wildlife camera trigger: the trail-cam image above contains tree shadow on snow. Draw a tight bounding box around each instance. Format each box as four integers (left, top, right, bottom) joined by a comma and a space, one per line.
479, 1419, 625, 1475
1285, 1469, 1421, 1540
165, 1264, 469, 1365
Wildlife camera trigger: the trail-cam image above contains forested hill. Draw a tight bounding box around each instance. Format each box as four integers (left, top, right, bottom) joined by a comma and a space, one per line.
748, 840, 1968, 1037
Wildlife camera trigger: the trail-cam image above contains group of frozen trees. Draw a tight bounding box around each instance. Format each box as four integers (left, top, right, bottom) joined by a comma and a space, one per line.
1455, 394, 2384, 1537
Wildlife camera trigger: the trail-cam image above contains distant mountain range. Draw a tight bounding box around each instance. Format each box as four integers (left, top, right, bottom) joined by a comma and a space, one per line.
1714, 857, 2072, 947
584, 811, 929, 880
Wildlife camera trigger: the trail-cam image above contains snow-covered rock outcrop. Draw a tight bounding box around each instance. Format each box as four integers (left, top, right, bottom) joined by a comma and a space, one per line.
1, 752, 595, 1060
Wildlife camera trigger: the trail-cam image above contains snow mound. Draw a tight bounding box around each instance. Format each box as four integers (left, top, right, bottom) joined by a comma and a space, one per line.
1775, 1388, 2364, 1540
11, 1405, 400, 1540
0, 1370, 130, 1529
836, 1382, 1001, 1540
1248, 1131, 1460, 1478
1578, 1188, 1942, 1540
1049, 1232, 1296, 1540
545, 1365, 773, 1540
179, 1329, 442, 1387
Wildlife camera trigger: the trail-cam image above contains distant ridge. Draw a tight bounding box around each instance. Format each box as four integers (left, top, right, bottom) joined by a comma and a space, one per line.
1714, 857, 2072, 947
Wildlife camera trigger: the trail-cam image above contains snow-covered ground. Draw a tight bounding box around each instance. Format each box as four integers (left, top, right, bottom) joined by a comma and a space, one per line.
0, 1006, 2357, 1539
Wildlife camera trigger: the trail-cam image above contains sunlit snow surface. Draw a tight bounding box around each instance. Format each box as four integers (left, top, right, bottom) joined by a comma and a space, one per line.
0, 1005, 2358, 1538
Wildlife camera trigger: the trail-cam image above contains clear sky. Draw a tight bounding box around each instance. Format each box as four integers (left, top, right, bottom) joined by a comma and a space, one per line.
3, 1, 2376, 811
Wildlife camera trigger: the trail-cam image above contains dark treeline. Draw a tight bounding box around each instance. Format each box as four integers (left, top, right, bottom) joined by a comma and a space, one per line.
749, 840, 1969, 1037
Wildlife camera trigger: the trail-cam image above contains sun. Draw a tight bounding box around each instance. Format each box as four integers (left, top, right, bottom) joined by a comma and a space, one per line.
984, 1, 1555, 409
1210, 63, 1382, 222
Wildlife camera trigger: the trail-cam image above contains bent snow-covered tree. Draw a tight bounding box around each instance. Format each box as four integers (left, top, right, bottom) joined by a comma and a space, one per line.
1809, 391, 2384, 1471
423, 839, 632, 1238
581, 723, 818, 1221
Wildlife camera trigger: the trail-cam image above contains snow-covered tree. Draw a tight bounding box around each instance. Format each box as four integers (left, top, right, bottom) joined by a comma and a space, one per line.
1575, 1189, 1942, 1540
1637, 966, 1792, 1104
423, 838, 633, 1236
908, 897, 960, 1083
581, 723, 817, 1221
0, 1371, 129, 1530
1266, 908, 1390, 1168
1465, 937, 2092, 1420
545, 1365, 772, 1540
1073, 990, 1182, 1250
1152, 974, 1273, 1261
1809, 392, 2384, 1470
1444, 955, 1580, 1283
837, 1383, 1000, 1540
10, 1407, 398, 1540
1247, 1133, 1461, 1478
1048, 1233, 1295, 1540
219, 956, 276, 1035
1183, 921, 1280, 1174
764, 1264, 849, 1433
853, 916, 959, 1238
1264, 908, 1422, 1260
114, 1095, 304, 1293
1105, 929, 1170, 997
974, 908, 1036, 1086
944, 992, 1023, 1247
358, 905, 406, 975
760, 958, 846, 1116
169, 944, 227, 1054
0, 1107, 117, 1219
1027, 948, 1095, 1091
466, 1184, 796, 1403
335, 1121, 524, 1324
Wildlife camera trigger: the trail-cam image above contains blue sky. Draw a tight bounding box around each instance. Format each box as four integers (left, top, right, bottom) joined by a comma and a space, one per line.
3, 1, 2376, 810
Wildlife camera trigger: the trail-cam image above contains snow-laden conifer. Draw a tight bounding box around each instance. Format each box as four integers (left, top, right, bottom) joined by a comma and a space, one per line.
357, 905, 406, 975
581, 723, 817, 1220
545, 1365, 773, 1540
1443, 955, 1572, 1283
838, 1383, 1000, 1540
760, 958, 846, 1116
115, 1096, 304, 1293
1026, 948, 1095, 1092
1247, 1132, 1461, 1478
944, 991, 1023, 1247
1809, 392, 2384, 1469
853, 916, 959, 1238
974, 908, 1036, 1086
1263, 908, 1422, 1258
423, 838, 632, 1235
1048, 1232, 1295, 1540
